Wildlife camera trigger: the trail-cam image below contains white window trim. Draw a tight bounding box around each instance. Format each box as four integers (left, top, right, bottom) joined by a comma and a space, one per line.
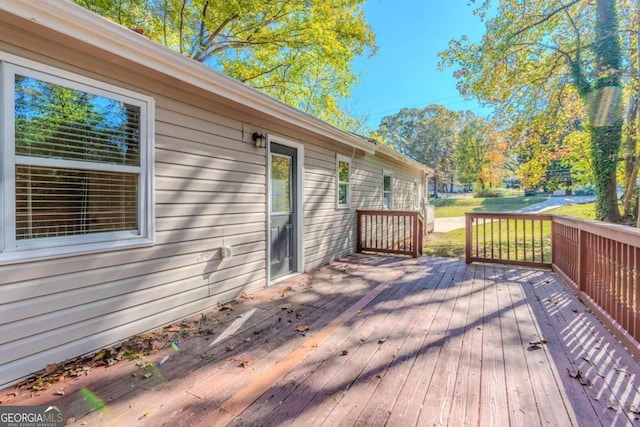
413, 179, 420, 210
335, 154, 351, 209
0, 52, 155, 264
383, 170, 393, 210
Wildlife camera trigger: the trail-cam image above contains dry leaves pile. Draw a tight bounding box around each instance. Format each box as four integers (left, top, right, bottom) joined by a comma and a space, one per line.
1, 311, 227, 402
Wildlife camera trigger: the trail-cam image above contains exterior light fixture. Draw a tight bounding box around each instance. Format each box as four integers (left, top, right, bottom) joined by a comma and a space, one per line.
252, 132, 267, 148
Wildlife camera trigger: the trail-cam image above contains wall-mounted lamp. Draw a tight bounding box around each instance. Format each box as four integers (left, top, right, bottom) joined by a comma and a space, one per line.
252, 132, 267, 148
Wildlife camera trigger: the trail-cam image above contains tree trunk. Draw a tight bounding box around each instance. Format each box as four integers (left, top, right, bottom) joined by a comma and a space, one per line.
591, 125, 622, 221
590, 0, 622, 222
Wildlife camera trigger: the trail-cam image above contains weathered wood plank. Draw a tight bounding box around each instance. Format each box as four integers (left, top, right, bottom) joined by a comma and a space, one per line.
478, 264, 510, 427
385, 259, 467, 426
446, 263, 483, 426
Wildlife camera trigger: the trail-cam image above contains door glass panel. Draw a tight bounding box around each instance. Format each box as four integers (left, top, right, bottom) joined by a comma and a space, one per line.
271, 154, 291, 213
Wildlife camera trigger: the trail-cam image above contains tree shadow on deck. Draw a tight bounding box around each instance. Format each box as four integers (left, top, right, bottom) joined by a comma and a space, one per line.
6, 256, 640, 426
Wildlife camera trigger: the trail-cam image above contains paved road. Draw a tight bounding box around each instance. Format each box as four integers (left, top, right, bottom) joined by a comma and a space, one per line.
433, 195, 596, 233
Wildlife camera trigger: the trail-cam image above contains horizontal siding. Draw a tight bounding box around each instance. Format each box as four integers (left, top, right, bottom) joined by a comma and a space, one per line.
0, 35, 270, 387
0, 21, 426, 388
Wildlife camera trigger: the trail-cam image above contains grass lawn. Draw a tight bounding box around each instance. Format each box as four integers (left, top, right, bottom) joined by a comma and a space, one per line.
424, 202, 597, 259
432, 195, 548, 218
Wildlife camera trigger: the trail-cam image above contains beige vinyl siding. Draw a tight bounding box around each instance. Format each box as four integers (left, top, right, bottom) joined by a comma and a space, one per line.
352, 154, 424, 211
301, 143, 425, 271
302, 143, 357, 270
0, 39, 269, 386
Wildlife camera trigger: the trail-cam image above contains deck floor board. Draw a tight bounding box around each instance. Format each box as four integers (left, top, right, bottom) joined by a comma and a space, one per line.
3, 255, 640, 426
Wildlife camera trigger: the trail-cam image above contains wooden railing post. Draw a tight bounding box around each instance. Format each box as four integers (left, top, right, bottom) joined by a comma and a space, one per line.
418, 215, 424, 256
356, 211, 362, 253
578, 229, 587, 293
412, 212, 419, 258
465, 213, 472, 264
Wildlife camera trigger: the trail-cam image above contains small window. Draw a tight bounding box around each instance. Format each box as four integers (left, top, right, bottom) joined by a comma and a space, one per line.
383, 172, 393, 209
336, 154, 351, 208
1, 59, 155, 262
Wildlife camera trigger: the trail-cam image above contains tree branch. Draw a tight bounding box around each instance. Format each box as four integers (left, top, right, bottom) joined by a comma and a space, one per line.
511, 0, 584, 39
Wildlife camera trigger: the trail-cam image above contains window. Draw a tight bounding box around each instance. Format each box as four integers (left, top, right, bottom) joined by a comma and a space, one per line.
271, 154, 292, 213
1, 58, 154, 262
336, 154, 351, 208
383, 172, 393, 209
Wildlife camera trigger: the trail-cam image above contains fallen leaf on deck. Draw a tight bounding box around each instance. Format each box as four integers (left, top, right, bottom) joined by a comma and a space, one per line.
341, 350, 349, 356
527, 344, 542, 351
164, 326, 181, 333
239, 360, 251, 368
378, 339, 386, 344
629, 404, 640, 414
548, 298, 559, 305
567, 369, 592, 386
0, 393, 16, 404
219, 304, 233, 311
607, 400, 620, 412
581, 357, 595, 366
53, 388, 65, 396
615, 367, 629, 375
529, 339, 548, 346
226, 345, 235, 352
44, 364, 59, 374
295, 324, 309, 332
143, 373, 153, 379
356, 310, 362, 315
140, 412, 152, 420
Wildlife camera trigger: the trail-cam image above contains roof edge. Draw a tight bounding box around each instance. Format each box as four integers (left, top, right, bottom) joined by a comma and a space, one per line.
3, 0, 376, 154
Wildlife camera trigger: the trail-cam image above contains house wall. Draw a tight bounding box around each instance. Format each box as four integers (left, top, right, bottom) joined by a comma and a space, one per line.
0, 19, 425, 387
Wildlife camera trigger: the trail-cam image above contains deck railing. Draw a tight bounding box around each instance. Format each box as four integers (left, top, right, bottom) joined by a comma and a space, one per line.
357, 210, 423, 258
466, 212, 640, 358
465, 212, 553, 268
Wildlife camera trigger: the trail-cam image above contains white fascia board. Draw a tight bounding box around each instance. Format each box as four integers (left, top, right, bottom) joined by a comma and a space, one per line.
2, 0, 376, 155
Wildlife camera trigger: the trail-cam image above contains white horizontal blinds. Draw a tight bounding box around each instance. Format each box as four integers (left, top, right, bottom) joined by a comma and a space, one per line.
14, 74, 141, 240
15, 167, 137, 239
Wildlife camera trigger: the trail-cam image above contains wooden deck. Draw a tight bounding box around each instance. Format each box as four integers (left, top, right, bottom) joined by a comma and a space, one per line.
3, 255, 640, 426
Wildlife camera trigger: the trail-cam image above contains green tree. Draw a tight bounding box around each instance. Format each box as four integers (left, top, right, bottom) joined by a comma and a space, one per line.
73, 0, 376, 128
454, 114, 506, 192
440, 0, 624, 221
376, 105, 461, 192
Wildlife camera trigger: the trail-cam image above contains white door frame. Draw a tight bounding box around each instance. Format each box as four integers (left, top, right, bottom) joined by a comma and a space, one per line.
267, 134, 304, 283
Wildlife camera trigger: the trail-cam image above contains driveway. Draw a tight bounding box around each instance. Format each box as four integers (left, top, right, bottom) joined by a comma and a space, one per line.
433, 195, 596, 233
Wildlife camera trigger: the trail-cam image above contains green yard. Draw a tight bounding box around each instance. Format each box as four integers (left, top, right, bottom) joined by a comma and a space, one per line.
431, 195, 547, 218
424, 201, 597, 259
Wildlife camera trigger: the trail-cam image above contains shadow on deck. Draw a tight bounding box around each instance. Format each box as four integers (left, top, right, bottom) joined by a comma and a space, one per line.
3, 255, 640, 426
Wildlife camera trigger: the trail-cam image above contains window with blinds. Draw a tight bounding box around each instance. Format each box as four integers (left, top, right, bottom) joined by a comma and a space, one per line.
336, 154, 351, 208
1, 58, 154, 261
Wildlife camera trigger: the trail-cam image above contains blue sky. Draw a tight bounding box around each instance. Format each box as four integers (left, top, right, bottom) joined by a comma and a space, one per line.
348, 0, 491, 130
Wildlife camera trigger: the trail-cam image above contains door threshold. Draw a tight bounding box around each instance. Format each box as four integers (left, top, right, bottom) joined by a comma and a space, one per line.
269, 272, 301, 286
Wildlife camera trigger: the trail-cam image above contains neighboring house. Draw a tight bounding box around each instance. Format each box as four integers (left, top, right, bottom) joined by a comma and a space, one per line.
0, 1, 431, 387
